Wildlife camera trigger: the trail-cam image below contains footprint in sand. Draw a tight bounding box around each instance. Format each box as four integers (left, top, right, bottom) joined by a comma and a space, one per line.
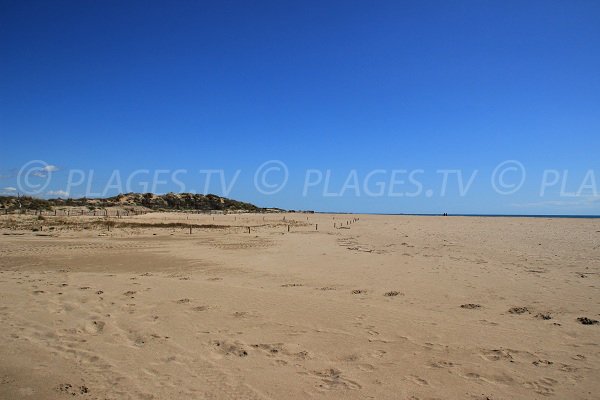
56, 384, 89, 396
357, 363, 376, 372
558, 363, 578, 372
211, 340, 249, 357
429, 360, 457, 368
369, 349, 386, 359
525, 377, 557, 396
84, 320, 105, 334
463, 372, 481, 380
384, 291, 402, 297
508, 307, 530, 315
312, 368, 362, 390
250, 343, 283, 357
577, 317, 599, 325
295, 350, 311, 360
532, 359, 554, 367
126, 333, 146, 347
407, 375, 428, 385
480, 348, 513, 362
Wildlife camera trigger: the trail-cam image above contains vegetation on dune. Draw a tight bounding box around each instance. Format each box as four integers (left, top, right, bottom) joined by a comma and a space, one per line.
0, 196, 53, 211
0, 193, 266, 212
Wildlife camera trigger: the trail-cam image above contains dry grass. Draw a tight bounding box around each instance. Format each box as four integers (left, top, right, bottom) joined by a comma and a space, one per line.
0, 215, 229, 232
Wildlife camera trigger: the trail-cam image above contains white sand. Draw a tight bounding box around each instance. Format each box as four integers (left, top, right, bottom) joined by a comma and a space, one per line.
0, 213, 598, 399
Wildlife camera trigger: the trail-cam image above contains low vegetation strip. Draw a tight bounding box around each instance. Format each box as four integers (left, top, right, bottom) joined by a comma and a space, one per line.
0, 192, 268, 213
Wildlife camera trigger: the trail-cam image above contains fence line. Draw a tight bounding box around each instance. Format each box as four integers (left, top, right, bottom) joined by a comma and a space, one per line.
1, 209, 149, 217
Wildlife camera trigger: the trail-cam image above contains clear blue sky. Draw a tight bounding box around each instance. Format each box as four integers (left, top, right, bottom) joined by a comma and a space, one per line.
1, 1, 599, 214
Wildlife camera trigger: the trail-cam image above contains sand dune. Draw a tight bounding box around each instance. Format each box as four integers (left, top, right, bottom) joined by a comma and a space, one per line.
0, 213, 599, 399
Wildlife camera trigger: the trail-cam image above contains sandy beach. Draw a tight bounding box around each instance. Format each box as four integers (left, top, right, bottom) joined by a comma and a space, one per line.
0, 212, 598, 399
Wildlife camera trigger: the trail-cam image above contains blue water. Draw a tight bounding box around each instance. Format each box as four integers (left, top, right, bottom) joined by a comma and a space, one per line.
446, 214, 600, 219
323, 212, 600, 219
